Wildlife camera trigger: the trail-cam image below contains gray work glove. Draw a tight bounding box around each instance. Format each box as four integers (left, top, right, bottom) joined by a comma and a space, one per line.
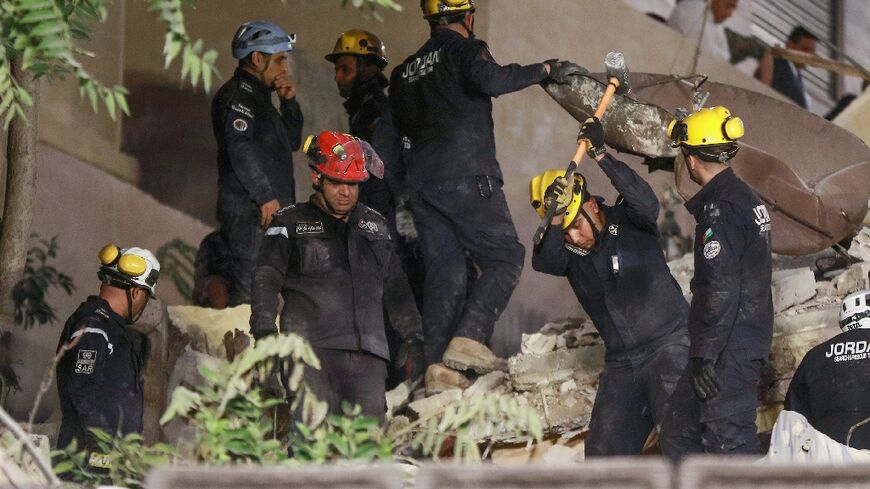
692, 357, 720, 401
395, 199, 418, 241
545, 59, 589, 84
544, 176, 572, 216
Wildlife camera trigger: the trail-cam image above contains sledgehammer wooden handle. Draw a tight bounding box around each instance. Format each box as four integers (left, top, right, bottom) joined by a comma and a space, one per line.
532, 78, 620, 246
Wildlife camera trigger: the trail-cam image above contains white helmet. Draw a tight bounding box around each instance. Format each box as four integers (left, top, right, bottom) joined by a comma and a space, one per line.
840, 289, 870, 332
98, 244, 161, 298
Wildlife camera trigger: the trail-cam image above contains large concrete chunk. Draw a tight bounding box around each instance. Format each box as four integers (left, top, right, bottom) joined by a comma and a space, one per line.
772, 267, 817, 313
508, 345, 605, 392
849, 227, 870, 262
168, 304, 262, 359
820, 262, 870, 298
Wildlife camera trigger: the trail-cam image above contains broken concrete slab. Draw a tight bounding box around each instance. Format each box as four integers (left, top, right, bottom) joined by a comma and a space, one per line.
508, 344, 605, 392
820, 262, 870, 298
386, 380, 415, 419
772, 267, 817, 313
463, 371, 507, 399
408, 389, 463, 421
168, 304, 266, 359
849, 227, 870, 262
520, 333, 557, 355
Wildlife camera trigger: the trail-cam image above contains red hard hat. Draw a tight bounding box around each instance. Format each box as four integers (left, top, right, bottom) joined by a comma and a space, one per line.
303, 131, 384, 183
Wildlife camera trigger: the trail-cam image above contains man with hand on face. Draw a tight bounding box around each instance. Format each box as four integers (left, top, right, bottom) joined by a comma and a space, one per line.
530, 117, 692, 459
56, 245, 160, 471
667, 106, 773, 455
212, 20, 303, 305
249, 131, 424, 422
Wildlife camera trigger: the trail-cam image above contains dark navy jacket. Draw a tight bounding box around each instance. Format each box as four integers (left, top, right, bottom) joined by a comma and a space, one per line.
343, 74, 395, 218
685, 168, 773, 361
389, 29, 547, 188
785, 328, 870, 448
249, 200, 422, 360
56, 296, 144, 453
532, 155, 689, 364
772, 57, 808, 109
212, 69, 303, 219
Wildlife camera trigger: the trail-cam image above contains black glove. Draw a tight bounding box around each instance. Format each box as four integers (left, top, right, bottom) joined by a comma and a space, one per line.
544, 176, 572, 216
691, 357, 720, 401
578, 117, 606, 159
395, 333, 425, 381
545, 59, 588, 84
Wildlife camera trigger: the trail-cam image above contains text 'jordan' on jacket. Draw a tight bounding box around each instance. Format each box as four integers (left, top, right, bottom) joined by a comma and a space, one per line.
532, 155, 689, 362
388, 29, 547, 188
249, 200, 422, 360
56, 296, 144, 453
212, 68, 304, 217
685, 167, 773, 361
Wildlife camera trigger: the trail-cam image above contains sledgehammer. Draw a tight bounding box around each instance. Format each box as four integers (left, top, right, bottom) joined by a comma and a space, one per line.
533, 51, 631, 246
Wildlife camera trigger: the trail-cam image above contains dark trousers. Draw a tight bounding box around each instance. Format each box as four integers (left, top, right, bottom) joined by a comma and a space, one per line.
218, 207, 262, 305
586, 336, 690, 458
660, 348, 764, 457
410, 176, 524, 365
299, 347, 388, 423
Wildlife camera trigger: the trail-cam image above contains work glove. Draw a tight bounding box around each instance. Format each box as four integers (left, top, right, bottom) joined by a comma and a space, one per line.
691, 357, 720, 401
578, 117, 607, 159
544, 176, 572, 216
395, 199, 418, 242
395, 333, 425, 381
545, 59, 588, 84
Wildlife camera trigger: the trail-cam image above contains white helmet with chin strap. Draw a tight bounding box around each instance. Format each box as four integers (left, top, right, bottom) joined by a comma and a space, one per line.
840, 289, 870, 332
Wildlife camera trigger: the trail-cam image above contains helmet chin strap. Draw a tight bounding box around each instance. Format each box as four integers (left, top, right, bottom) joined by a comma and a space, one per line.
314, 179, 352, 219
578, 207, 602, 249
125, 288, 141, 325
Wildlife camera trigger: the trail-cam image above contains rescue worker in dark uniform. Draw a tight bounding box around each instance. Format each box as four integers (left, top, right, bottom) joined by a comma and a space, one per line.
784, 289, 870, 448
326, 30, 424, 388
212, 20, 303, 305
389, 0, 586, 391
249, 131, 424, 422
530, 117, 691, 458
666, 106, 774, 454
56, 245, 160, 470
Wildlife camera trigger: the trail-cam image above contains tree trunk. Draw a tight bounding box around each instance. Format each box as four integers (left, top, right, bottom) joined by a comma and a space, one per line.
0, 60, 39, 330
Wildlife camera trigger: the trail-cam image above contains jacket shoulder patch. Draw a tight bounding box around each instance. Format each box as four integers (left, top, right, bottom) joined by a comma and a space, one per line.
703, 240, 721, 259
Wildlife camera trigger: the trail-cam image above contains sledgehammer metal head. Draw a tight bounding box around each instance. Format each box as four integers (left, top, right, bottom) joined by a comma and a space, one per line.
604, 51, 631, 94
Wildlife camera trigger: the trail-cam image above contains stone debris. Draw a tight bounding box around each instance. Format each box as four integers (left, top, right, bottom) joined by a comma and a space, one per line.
772, 267, 817, 314
463, 371, 508, 399
819, 261, 870, 298
849, 227, 870, 262
168, 304, 262, 359
408, 389, 463, 421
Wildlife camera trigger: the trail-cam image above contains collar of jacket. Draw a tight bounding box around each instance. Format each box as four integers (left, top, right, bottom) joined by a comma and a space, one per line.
84, 295, 127, 328
684, 167, 737, 217
342, 73, 389, 116
233, 68, 272, 100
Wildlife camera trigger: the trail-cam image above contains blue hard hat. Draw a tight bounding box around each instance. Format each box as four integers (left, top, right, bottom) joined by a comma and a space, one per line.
232, 20, 296, 59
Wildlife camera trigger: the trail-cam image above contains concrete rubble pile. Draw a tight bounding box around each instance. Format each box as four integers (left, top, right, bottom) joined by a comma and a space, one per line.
147, 228, 869, 464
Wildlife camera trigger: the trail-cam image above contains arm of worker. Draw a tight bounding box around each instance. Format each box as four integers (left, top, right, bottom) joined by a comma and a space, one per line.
64, 329, 114, 453
783, 357, 812, 417
371, 108, 409, 201
221, 97, 277, 206
249, 223, 292, 340
596, 154, 660, 232
464, 41, 548, 97
687, 204, 744, 361
279, 98, 304, 151
531, 220, 570, 276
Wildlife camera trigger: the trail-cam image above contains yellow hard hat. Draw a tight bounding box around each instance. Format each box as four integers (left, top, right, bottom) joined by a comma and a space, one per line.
421, 0, 475, 20
529, 170, 589, 230
668, 106, 744, 162
325, 29, 387, 69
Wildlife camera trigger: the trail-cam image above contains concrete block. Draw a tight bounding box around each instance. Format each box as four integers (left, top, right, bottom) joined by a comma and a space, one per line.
772, 267, 817, 313
386, 380, 413, 419
408, 389, 462, 420
508, 345, 605, 392
168, 304, 263, 359
848, 227, 870, 262
147, 465, 404, 489
678, 455, 870, 488
417, 458, 671, 489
